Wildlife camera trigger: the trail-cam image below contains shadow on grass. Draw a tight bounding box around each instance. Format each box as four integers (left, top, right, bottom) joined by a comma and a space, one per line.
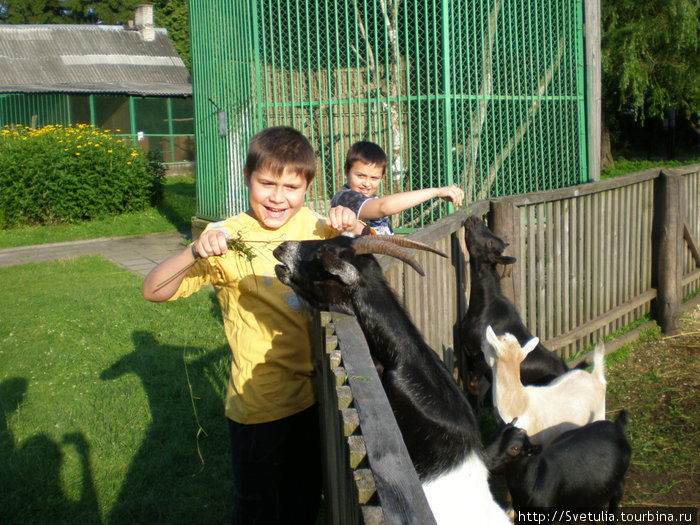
0, 377, 103, 524
99, 331, 232, 524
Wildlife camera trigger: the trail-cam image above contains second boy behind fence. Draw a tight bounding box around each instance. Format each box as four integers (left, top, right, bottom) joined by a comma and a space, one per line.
142, 126, 363, 524
332, 141, 465, 234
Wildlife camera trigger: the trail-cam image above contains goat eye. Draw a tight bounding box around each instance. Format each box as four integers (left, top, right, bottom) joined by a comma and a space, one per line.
509, 446, 520, 454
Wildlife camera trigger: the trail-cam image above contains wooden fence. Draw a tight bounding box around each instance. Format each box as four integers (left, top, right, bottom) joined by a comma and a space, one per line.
314, 165, 700, 523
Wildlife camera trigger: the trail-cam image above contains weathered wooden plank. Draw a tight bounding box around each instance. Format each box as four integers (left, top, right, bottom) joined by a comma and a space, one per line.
518, 206, 528, 317
490, 200, 520, 305
527, 206, 537, 333
684, 223, 700, 267
546, 201, 555, 341
332, 314, 437, 525
537, 204, 546, 339
497, 168, 660, 206
545, 289, 657, 351
555, 199, 564, 339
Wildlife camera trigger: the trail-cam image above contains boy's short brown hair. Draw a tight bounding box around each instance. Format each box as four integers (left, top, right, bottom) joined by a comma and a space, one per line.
344, 141, 387, 177
246, 126, 316, 184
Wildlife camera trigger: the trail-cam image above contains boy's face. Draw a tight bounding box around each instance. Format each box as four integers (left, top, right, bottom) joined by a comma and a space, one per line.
346, 161, 383, 197
245, 167, 309, 230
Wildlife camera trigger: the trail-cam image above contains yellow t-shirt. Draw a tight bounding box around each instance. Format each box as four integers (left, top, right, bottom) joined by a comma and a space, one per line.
170, 207, 334, 424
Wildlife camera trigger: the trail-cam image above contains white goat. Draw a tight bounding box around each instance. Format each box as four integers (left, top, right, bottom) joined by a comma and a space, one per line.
484, 326, 606, 445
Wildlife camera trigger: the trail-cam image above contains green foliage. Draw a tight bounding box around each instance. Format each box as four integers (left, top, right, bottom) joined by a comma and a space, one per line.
602, 0, 700, 122
155, 0, 190, 69
0, 175, 195, 248
0, 124, 165, 228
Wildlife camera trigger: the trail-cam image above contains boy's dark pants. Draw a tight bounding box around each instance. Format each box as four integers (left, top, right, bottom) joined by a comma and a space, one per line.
228, 405, 322, 525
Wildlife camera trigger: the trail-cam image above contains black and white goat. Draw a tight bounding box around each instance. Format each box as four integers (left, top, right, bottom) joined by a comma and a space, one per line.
485, 411, 631, 522
459, 216, 568, 407
273, 235, 511, 525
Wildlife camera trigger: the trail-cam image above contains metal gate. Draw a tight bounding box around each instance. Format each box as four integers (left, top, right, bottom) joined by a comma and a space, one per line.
190, 0, 588, 229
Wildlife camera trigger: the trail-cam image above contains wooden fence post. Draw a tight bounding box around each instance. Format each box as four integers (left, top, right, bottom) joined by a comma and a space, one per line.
489, 200, 522, 308
653, 170, 683, 335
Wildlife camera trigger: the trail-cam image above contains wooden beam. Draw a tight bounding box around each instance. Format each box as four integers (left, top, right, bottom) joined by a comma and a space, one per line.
654, 171, 683, 335
489, 200, 521, 307
585, 0, 602, 182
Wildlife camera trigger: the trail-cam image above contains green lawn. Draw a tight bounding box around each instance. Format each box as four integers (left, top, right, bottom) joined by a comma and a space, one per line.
0, 176, 196, 249
601, 157, 700, 179
0, 256, 233, 524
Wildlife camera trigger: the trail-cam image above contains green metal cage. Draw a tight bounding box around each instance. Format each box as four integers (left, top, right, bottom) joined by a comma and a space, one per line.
0, 93, 195, 163
189, 0, 588, 229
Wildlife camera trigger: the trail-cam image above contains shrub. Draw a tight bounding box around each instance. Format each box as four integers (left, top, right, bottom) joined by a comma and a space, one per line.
0, 124, 165, 228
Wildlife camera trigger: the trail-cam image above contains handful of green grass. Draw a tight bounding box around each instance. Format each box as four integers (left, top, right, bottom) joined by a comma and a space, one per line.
155, 234, 256, 290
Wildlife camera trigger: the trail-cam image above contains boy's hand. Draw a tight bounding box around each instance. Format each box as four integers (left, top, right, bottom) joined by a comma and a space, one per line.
192, 229, 229, 259
326, 206, 360, 232
437, 185, 465, 206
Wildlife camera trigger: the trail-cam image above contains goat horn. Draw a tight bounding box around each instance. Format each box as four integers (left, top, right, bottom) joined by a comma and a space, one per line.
357, 235, 448, 258
351, 236, 446, 276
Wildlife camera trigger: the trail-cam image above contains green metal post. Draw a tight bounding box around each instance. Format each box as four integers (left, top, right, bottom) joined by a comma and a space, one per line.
167, 97, 175, 162
129, 97, 137, 145
89, 95, 96, 127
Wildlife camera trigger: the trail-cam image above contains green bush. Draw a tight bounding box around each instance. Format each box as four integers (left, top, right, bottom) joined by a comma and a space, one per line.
0, 124, 165, 228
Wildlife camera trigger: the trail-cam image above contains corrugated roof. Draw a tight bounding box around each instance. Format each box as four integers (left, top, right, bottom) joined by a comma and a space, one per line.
0, 24, 192, 96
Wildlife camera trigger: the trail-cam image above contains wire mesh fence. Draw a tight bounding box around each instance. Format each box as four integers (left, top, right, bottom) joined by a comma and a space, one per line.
190, 0, 588, 228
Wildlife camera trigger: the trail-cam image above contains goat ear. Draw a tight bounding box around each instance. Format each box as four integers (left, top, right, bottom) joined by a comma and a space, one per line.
321, 247, 359, 285
521, 337, 540, 358
484, 325, 501, 358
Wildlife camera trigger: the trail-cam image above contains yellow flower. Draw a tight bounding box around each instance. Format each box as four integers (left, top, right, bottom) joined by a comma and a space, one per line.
76, 152, 81, 156
130, 151, 138, 157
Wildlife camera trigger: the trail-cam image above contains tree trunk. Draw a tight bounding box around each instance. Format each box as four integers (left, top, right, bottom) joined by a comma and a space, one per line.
601, 116, 614, 171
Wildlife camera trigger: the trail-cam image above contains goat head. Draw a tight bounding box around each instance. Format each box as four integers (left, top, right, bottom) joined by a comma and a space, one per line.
464, 215, 516, 266
273, 235, 446, 309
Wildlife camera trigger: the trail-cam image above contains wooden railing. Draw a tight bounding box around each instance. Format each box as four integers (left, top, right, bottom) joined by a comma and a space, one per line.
314, 166, 700, 523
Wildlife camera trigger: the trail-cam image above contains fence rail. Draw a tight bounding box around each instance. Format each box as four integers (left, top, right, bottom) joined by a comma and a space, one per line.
315, 165, 700, 523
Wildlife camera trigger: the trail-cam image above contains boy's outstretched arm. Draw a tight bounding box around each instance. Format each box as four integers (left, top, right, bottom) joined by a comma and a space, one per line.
142, 229, 228, 302
358, 185, 464, 220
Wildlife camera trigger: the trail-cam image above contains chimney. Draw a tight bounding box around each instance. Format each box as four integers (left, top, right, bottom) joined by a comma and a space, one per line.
134, 4, 155, 42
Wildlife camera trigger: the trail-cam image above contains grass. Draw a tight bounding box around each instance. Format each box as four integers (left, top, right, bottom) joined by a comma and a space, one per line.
0, 256, 233, 524
0, 176, 196, 249
601, 157, 700, 179
604, 308, 699, 506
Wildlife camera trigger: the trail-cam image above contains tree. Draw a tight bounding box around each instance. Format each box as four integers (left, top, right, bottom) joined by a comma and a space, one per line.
154, 0, 190, 70
601, 0, 700, 163
0, 0, 65, 23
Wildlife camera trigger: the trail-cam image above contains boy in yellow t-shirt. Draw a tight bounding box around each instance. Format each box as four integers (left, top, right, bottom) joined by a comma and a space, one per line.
142, 126, 361, 524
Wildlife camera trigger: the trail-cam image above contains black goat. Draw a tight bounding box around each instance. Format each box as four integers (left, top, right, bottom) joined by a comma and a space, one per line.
485, 411, 631, 523
459, 215, 568, 407
273, 235, 511, 524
